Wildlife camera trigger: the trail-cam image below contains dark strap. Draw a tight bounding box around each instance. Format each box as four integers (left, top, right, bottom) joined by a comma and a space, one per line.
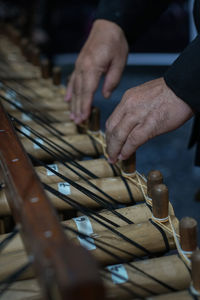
149, 218, 170, 253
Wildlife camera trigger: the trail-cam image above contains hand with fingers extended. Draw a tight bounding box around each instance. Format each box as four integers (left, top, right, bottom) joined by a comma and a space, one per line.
106, 77, 194, 164
65, 19, 129, 124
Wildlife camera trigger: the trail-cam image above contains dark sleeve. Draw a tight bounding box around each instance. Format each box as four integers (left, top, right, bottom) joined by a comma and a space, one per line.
164, 34, 200, 113
95, 0, 172, 44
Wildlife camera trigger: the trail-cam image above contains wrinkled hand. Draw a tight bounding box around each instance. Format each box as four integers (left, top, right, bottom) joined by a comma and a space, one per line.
106, 77, 193, 163
65, 19, 129, 124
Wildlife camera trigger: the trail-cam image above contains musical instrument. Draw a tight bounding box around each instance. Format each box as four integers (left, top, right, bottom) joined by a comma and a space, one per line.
0, 25, 199, 300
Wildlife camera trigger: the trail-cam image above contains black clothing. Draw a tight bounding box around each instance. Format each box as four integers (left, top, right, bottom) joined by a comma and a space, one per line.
96, 0, 172, 45
96, 0, 200, 165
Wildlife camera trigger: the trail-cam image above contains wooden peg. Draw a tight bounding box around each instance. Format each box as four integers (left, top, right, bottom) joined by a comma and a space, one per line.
179, 217, 198, 252
41, 59, 50, 79
52, 67, 61, 85
26, 44, 34, 62
191, 250, 200, 292
20, 38, 29, 56
151, 184, 169, 220
31, 48, 40, 66
77, 120, 89, 134
147, 170, 163, 198
12, 29, 21, 45
89, 107, 100, 132
121, 153, 136, 175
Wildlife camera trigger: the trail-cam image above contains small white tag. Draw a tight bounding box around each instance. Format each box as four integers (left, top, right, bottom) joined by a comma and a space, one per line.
33, 138, 44, 149
73, 216, 96, 251
22, 113, 32, 121
107, 264, 128, 284
20, 126, 31, 136
58, 182, 71, 195
46, 164, 59, 176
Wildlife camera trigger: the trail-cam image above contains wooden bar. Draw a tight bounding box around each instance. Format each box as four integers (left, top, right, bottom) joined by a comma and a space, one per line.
21, 133, 103, 160
0, 217, 178, 274
0, 176, 145, 214
0, 103, 104, 299
36, 158, 118, 183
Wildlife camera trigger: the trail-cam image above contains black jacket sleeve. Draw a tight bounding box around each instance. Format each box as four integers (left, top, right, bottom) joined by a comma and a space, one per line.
164, 34, 200, 114
95, 0, 172, 44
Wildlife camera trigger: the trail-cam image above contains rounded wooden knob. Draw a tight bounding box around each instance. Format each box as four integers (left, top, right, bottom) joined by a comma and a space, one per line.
41, 59, 50, 79
20, 38, 29, 56
31, 48, 40, 66
89, 107, 100, 132
179, 217, 198, 252
147, 170, 163, 198
121, 153, 136, 174
52, 67, 61, 85
26, 44, 34, 62
151, 184, 169, 220
12, 29, 21, 45
191, 250, 200, 292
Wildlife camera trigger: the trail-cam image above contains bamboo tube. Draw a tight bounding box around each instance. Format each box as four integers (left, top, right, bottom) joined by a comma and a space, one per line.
2, 96, 69, 112
2, 79, 66, 101
21, 133, 103, 160
191, 250, 200, 293
0, 176, 145, 214
0, 217, 178, 271
104, 254, 191, 299
10, 109, 70, 123
36, 158, 118, 183
146, 250, 200, 300
17, 121, 77, 139
46, 176, 145, 210
71, 217, 178, 266
0, 254, 190, 300
145, 290, 192, 300
0, 279, 41, 300
63, 202, 174, 233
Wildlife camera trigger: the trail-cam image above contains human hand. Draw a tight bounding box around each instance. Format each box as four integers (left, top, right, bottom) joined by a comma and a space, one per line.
106, 77, 193, 163
65, 19, 129, 124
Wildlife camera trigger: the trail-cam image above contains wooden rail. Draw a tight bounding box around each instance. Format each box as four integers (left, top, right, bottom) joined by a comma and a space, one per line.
0, 102, 104, 299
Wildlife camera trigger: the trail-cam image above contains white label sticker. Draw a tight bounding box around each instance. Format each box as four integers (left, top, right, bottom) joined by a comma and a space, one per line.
107, 264, 128, 284
58, 182, 71, 195
20, 126, 31, 136
73, 216, 96, 251
33, 138, 44, 149
21, 113, 32, 121
46, 164, 59, 176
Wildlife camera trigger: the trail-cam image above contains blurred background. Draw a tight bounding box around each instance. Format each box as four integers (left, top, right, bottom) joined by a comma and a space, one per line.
0, 0, 199, 234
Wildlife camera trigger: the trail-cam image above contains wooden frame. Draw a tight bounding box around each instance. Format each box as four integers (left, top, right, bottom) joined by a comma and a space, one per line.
0, 103, 104, 299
